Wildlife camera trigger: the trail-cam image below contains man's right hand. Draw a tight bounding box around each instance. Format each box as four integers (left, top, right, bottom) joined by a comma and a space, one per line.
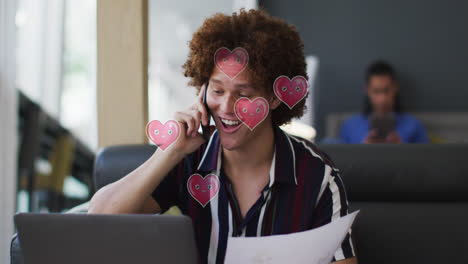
168, 84, 215, 156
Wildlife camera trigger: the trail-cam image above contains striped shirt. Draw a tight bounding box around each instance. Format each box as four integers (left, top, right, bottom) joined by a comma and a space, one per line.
152, 126, 356, 263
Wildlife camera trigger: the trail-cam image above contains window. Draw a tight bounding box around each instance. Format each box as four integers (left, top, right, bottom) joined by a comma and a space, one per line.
148, 0, 257, 123
16, 0, 97, 150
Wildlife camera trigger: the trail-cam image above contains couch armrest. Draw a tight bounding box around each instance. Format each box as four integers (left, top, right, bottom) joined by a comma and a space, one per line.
10, 234, 24, 264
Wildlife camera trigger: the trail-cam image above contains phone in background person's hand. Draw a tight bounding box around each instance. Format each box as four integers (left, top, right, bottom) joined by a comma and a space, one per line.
369, 113, 396, 140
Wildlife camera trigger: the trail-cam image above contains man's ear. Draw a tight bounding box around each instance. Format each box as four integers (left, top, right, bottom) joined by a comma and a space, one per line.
269, 95, 282, 110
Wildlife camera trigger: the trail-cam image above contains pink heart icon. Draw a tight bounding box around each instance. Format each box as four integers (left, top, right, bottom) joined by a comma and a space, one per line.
146, 120, 180, 151
187, 174, 220, 207
273, 75, 308, 109
234, 97, 269, 130
214, 47, 249, 79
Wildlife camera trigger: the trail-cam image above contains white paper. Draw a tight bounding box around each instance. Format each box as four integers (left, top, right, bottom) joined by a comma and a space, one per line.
224, 211, 359, 264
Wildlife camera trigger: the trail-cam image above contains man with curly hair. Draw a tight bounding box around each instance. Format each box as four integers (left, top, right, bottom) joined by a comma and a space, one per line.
89, 9, 357, 264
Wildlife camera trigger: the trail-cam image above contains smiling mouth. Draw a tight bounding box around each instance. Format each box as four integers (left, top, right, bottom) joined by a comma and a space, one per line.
221, 118, 240, 125
219, 117, 242, 133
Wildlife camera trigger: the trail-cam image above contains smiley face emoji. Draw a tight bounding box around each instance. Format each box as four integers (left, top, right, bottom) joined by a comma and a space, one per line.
234, 97, 269, 131
187, 174, 220, 207
273, 75, 308, 109
214, 47, 249, 79
146, 120, 180, 150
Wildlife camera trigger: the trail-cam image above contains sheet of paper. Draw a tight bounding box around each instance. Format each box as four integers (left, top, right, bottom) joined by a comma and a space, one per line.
224, 211, 359, 264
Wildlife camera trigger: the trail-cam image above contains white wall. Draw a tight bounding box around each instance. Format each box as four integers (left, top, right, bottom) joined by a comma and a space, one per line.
0, 0, 18, 262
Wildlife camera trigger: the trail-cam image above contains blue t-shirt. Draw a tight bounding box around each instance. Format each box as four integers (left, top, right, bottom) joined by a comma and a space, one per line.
340, 113, 429, 144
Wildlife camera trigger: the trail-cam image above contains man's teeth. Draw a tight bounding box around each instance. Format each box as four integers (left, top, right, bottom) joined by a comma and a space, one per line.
221, 118, 240, 126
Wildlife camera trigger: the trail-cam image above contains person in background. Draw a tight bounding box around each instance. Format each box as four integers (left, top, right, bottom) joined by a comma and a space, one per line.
340, 60, 429, 144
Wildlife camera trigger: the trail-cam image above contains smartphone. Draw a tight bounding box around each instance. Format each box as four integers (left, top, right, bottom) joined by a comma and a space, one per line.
369, 113, 396, 139
201, 81, 212, 140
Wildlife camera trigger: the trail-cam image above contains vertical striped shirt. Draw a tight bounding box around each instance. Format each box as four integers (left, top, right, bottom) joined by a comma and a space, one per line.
152, 126, 356, 263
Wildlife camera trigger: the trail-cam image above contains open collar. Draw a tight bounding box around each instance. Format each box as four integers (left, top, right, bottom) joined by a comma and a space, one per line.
196, 127, 298, 186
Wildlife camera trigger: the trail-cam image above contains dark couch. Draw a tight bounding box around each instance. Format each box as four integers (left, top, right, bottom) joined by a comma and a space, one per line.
320, 144, 468, 263
11, 144, 468, 263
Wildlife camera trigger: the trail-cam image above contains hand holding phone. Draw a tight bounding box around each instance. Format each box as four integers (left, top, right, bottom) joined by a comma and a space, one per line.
369, 113, 396, 140
170, 83, 212, 155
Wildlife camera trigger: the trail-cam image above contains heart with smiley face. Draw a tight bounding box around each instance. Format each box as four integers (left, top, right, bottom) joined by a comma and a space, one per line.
146, 120, 180, 151
273, 75, 308, 109
214, 47, 249, 80
234, 97, 269, 131
187, 173, 220, 207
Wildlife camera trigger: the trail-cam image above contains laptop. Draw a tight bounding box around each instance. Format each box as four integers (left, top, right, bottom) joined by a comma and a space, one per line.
14, 213, 198, 264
